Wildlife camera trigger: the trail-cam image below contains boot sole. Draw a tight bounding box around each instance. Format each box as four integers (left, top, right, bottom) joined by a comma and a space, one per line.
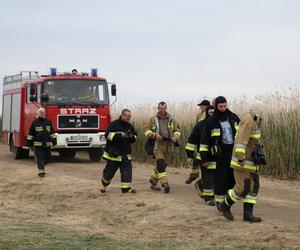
244, 218, 262, 223
122, 189, 136, 194
224, 216, 234, 220
205, 201, 216, 206
150, 186, 161, 191
163, 185, 170, 193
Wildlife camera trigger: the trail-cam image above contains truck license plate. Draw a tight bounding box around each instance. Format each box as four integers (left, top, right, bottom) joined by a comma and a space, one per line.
70, 135, 89, 141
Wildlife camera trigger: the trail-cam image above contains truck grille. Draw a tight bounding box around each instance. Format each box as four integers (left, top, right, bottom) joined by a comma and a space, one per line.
58, 115, 99, 129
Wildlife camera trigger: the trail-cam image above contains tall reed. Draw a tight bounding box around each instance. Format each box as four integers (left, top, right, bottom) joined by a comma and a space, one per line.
112, 88, 300, 179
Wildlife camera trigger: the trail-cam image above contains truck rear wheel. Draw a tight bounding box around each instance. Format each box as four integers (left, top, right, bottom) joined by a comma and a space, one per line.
88, 148, 103, 162
10, 137, 29, 159
58, 149, 76, 159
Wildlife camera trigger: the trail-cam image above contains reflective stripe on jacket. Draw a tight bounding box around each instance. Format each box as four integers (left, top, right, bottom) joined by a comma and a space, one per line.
26, 117, 57, 147
231, 113, 262, 173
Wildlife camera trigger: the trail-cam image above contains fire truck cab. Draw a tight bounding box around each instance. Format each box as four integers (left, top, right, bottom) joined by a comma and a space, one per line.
2, 68, 116, 161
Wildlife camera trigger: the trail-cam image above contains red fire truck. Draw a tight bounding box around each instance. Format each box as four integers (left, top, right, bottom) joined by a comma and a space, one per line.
1, 68, 116, 161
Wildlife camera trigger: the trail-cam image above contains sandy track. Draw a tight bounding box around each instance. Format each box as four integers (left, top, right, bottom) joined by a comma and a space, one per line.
0, 144, 299, 249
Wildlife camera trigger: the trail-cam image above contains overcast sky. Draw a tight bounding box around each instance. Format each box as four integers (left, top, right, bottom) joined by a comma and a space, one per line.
0, 0, 299, 104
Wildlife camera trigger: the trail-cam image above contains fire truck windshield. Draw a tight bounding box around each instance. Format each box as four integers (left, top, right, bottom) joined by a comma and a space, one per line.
43, 79, 109, 105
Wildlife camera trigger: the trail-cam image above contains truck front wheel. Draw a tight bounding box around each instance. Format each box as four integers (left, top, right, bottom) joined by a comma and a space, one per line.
88, 148, 103, 162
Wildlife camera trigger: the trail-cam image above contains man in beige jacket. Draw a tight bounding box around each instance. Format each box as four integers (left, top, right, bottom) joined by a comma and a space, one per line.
218, 101, 266, 222
144, 102, 181, 193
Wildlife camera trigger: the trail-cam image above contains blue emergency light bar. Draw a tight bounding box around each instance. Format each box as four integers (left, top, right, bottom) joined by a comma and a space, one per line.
91, 68, 98, 77
50, 68, 57, 76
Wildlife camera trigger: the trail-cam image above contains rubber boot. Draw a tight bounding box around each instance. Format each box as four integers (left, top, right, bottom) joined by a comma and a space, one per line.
185, 172, 199, 184
122, 187, 136, 193
204, 197, 216, 206
99, 178, 109, 193
38, 169, 46, 178
216, 202, 222, 212
194, 179, 204, 199
99, 182, 107, 193
149, 179, 161, 191
243, 203, 262, 223
162, 183, 170, 193
218, 201, 234, 220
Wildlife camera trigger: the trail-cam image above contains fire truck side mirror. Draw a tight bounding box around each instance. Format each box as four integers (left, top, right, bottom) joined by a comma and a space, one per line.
30, 84, 37, 96
41, 93, 49, 103
111, 84, 117, 96
30, 84, 37, 102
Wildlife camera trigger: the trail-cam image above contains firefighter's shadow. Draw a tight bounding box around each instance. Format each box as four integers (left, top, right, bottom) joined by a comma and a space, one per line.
24, 151, 102, 164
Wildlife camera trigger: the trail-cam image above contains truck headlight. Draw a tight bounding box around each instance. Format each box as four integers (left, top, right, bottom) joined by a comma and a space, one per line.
100, 135, 106, 141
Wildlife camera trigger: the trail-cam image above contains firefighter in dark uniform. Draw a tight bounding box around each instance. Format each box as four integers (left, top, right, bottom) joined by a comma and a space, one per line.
26, 108, 57, 177
218, 102, 266, 222
99, 109, 137, 193
185, 105, 216, 206
200, 96, 240, 208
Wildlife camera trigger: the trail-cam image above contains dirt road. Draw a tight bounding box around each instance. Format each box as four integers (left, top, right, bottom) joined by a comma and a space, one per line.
0, 144, 299, 249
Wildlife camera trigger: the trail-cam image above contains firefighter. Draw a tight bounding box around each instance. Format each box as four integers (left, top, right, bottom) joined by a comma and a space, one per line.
218, 102, 266, 222
26, 108, 57, 177
196, 100, 210, 123
144, 102, 181, 193
185, 105, 216, 206
185, 105, 215, 183
99, 109, 137, 193
200, 96, 240, 208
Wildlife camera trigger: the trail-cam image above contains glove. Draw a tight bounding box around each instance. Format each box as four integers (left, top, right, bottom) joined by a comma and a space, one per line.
235, 151, 245, 161
211, 145, 221, 156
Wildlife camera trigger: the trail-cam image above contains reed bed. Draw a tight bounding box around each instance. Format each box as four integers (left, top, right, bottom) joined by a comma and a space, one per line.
112, 87, 300, 179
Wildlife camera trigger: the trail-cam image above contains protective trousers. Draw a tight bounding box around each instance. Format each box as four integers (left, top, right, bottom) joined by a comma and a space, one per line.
231, 168, 259, 204
34, 147, 51, 170
214, 144, 235, 203
189, 160, 200, 179
195, 166, 214, 198
101, 155, 133, 192
150, 141, 169, 186
222, 168, 260, 221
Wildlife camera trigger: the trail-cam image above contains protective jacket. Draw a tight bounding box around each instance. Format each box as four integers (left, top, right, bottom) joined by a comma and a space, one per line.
231, 113, 262, 173
144, 112, 181, 144
200, 109, 240, 163
185, 120, 205, 159
26, 117, 57, 147
103, 118, 137, 161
